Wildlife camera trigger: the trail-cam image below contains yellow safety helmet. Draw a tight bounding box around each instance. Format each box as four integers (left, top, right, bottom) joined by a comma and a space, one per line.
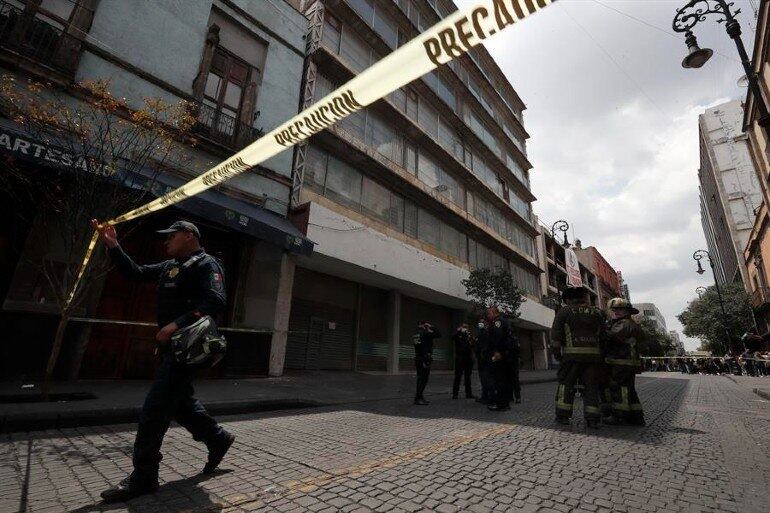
608, 297, 639, 314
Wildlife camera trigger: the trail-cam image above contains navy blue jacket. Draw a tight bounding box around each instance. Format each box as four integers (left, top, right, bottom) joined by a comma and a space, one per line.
108, 246, 226, 328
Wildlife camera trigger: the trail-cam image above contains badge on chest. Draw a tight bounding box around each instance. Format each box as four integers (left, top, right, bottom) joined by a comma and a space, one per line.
168, 267, 180, 278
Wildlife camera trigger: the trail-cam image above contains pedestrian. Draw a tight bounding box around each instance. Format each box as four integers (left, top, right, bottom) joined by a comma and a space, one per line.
604, 298, 645, 426
481, 307, 520, 411
550, 286, 606, 428
92, 220, 235, 503
413, 321, 440, 405
452, 323, 475, 399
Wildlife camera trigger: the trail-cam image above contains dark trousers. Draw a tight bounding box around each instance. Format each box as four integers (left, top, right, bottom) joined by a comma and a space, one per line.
597, 363, 612, 417
131, 358, 224, 485
511, 357, 521, 401
452, 357, 473, 397
492, 360, 510, 407
477, 357, 494, 401
415, 359, 431, 400
609, 366, 644, 423
555, 360, 602, 421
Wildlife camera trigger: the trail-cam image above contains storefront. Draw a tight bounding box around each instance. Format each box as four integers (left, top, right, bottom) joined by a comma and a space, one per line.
0, 123, 313, 380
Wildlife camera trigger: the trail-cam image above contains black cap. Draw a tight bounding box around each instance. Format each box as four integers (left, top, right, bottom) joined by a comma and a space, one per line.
156, 220, 200, 239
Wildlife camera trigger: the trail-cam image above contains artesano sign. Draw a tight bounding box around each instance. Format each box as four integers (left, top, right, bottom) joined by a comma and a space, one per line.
0, 127, 115, 177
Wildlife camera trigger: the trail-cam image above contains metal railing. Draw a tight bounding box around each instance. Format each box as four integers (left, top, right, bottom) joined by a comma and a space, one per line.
0, 0, 79, 74
193, 102, 263, 150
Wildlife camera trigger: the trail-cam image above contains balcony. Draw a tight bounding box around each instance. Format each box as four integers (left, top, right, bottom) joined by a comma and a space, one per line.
0, 0, 79, 74
193, 103, 263, 151
751, 286, 770, 309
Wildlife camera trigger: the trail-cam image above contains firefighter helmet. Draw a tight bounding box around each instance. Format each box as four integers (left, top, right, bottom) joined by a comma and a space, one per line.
607, 297, 639, 314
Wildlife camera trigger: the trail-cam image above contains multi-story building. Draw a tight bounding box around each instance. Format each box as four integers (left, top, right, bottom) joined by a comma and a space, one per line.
537, 223, 599, 308
634, 302, 667, 334
573, 242, 621, 308
0, 0, 313, 379
669, 330, 685, 356
618, 271, 631, 302
280, 0, 553, 374
698, 100, 763, 287
743, 0, 770, 331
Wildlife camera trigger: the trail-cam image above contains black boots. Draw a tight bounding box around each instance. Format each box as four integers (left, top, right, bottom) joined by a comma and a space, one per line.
203, 431, 236, 474
101, 477, 158, 503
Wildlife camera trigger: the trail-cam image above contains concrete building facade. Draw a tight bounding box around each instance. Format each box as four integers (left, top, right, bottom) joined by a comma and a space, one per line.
634, 302, 667, 334
573, 242, 621, 309
669, 330, 685, 356
698, 100, 763, 288
278, 0, 554, 374
0, 0, 313, 379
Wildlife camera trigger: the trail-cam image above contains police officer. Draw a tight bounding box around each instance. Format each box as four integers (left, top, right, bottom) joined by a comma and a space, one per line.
452, 324, 475, 399
413, 321, 440, 405
92, 220, 235, 503
604, 298, 645, 426
550, 286, 606, 428
474, 316, 494, 404
481, 306, 520, 411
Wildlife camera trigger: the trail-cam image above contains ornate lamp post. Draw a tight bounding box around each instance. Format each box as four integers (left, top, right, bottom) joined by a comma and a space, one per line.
696, 286, 707, 298
693, 249, 731, 354
551, 220, 570, 249
673, 1, 770, 136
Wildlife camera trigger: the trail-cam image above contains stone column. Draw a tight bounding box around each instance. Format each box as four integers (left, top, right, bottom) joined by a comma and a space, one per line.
386, 290, 401, 375
268, 254, 296, 377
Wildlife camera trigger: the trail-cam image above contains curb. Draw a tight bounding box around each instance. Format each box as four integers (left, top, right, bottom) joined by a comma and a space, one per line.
753, 388, 770, 401
0, 376, 558, 433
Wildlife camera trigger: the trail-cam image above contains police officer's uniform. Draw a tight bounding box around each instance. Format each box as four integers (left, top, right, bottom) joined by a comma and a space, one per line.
105, 223, 231, 496
605, 300, 645, 425
475, 320, 494, 403
452, 327, 474, 399
550, 290, 606, 426
477, 316, 520, 410
413, 324, 440, 404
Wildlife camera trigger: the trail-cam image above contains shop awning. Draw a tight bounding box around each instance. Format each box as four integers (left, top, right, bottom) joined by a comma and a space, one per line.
146, 171, 314, 256
0, 121, 314, 256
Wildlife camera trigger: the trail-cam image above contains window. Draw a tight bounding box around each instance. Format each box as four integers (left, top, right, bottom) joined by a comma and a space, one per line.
304, 145, 328, 192
417, 209, 441, 247
404, 201, 418, 238
418, 100, 439, 138
417, 152, 440, 187
437, 75, 456, 109
373, 7, 398, 48
340, 25, 371, 71
325, 156, 362, 209
404, 142, 417, 174
362, 177, 392, 224
201, 47, 250, 138
406, 89, 418, 121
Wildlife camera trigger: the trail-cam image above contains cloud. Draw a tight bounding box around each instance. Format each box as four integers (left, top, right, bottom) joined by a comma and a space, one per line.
455, 0, 758, 349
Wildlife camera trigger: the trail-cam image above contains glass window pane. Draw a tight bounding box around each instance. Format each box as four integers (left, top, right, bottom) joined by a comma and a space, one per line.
322, 14, 341, 53
417, 152, 439, 187
390, 193, 404, 231
304, 145, 327, 193
417, 209, 440, 248
404, 200, 417, 238
438, 75, 456, 109
373, 7, 398, 48
340, 27, 371, 72
325, 156, 362, 208
223, 82, 242, 109
418, 100, 438, 138
406, 89, 418, 121
405, 143, 417, 174
349, 0, 374, 23
204, 73, 221, 101
361, 177, 391, 223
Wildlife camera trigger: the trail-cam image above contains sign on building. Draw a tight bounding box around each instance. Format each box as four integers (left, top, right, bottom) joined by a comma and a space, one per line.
565, 248, 583, 288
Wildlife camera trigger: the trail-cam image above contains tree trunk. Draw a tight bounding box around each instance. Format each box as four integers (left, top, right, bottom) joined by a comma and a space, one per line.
41, 313, 70, 401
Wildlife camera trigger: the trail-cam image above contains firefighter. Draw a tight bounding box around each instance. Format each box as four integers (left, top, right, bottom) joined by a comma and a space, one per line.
604, 297, 646, 426
550, 286, 606, 428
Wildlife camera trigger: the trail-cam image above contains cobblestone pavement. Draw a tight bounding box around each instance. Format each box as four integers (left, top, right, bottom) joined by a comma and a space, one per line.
2, 373, 769, 513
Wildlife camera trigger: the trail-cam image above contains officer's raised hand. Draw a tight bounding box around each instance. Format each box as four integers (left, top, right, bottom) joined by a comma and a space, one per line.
91, 219, 118, 248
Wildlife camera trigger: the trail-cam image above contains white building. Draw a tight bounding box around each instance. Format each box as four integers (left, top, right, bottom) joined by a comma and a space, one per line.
669, 331, 685, 356
634, 302, 667, 334
698, 100, 763, 287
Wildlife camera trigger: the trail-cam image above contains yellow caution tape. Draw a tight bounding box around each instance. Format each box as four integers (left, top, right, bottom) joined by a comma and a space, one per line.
65, 0, 557, 309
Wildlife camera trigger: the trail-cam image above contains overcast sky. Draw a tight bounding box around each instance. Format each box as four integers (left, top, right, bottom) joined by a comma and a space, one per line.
456, 0, 761, 350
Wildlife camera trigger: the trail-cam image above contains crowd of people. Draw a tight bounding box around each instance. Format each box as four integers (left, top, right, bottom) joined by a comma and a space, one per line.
644, 353, 770, 376
412, 305, 521, 411
412, 286, 649, 429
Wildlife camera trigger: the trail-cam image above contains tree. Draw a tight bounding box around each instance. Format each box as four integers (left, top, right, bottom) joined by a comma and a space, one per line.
0, 75, 195, 398
677, 282, 754, 355
637, 319, 674, 357
461, 267, 525, 320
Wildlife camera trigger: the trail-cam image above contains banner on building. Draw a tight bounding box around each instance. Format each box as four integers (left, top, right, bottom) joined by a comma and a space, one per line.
565, 247, 583, 288
66, 0, 557, 307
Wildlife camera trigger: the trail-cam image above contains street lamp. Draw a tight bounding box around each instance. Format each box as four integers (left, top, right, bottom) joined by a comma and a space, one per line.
696, 286, 707, 298
673, 1, 770, 134
551, 220, 570, 249
693, 249, 731, 355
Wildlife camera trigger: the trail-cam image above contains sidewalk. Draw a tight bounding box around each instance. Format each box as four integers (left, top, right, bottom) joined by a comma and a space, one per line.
0, 369, 556, 432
